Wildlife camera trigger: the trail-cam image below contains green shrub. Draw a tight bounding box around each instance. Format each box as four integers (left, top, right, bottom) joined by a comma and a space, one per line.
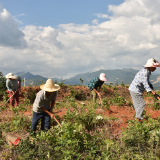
14, 121, 105, 159
0, 72, 7, 95
152, 98, 160, 110
122, 118, 160, 150
101, 85, 108, 92
121, 82, 125, 87
102, 98, 110, 110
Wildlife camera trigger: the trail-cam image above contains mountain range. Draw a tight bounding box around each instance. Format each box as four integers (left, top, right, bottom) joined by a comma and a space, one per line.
15, 68, 160, 90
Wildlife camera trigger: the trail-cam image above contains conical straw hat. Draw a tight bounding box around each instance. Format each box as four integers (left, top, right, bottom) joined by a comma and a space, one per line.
6, 73, 17, 79
40, 79, 60, 92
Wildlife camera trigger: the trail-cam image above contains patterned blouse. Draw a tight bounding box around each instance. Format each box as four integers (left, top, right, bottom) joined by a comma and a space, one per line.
129, 67, 153, 94
88, 77, 104, 91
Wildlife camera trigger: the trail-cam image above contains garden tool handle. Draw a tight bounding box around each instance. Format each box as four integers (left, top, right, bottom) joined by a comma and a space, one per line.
52, 117, 62, 128
1, 94, 14, 108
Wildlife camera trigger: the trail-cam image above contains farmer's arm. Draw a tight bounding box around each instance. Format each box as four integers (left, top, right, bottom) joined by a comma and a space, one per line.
41, 106, 55, 119
6, 79, 15, 95
141, 69, 153, 93
6, 79, 12, 92
93, 88, 102, 104
142, 75, 157, 96
50, 91, 57, 113
93, 88, 100, 96
150, 90, 155, 95
50, 100, 56, 112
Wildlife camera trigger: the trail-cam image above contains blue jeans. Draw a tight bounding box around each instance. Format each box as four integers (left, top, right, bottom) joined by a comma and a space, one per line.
31, 110, 51, 132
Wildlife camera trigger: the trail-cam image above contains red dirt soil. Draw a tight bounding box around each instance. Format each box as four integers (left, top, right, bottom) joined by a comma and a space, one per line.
0, 86, 160, 138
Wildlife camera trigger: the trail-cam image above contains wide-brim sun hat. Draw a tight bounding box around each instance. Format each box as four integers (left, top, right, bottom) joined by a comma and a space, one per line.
99, 73, 107, 82
6, 73, 17, 79
40, 79, 60, 92
143, 58, 160, 68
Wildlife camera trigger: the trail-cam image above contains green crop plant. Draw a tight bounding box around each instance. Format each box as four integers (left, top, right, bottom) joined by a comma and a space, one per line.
110, 96, 126, 106
0, 115, 31, 133
10, 106, 20, 115
0, 72, 7, 95
1, 84, 160, 159
9, 115, 31, 132
122, 118, 160, 150
23, 92, 31, 106
152, 97, 160, 110
2, 93, 9, 102
128, 99, 133, 107
79, 78, 84, 85
58, 81, 65, 87
121, 82, 125, 87
13, 121, 105, 160
101, 85, 108, 92
109, 116, 119, 121
18, 104, 27, 112
113, 86, 117, 90
102, 98, 110, 110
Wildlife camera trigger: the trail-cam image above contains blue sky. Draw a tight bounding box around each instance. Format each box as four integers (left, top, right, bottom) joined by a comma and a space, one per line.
1, 0, 160, 79
0, 0, 124, 27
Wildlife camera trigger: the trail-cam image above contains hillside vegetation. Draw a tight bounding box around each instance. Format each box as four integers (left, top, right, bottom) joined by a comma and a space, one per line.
0, 84, 160, 159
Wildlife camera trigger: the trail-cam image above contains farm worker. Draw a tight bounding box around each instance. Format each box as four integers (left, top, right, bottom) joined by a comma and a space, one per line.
88, 73, 107, 104
6, 73, 21, 107
129, 58, 160, 122
30, 79, 60, 133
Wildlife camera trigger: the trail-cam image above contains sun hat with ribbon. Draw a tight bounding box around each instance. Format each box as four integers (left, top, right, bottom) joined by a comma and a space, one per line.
143, 58, 160, 68
6, 73, 17, 79
99, 73, 107, 82
40, 79, 60, 92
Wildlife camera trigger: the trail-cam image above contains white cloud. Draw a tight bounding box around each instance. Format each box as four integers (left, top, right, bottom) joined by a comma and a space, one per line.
92, 19, 99, 25
96, 13, 109, 19
17, 13, 25, 17
0, 4, 27, 48
1, 0, 160, 78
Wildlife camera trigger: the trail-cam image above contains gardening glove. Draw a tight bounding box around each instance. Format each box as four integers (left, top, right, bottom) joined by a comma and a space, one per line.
149, 83, 154, 90
154, 93, 160, 100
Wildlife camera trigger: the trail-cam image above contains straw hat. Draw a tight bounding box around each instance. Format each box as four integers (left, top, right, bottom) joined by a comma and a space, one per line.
99, 73, 107, 82
6, 73, 17, 79
143, 58, 160, 68
40, 79, 60, 92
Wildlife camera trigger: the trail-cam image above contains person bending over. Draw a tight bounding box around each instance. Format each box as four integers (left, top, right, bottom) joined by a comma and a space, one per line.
129, 58, 160, 122
30, 79, 60, 133
6, 73, 21, 107
88, 73, 107, 104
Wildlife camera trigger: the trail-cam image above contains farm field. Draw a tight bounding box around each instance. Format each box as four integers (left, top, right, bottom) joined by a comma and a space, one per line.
0, 84, 160, 159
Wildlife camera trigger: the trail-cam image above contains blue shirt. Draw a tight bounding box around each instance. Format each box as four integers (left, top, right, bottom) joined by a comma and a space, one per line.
88, 77, 104, 91
129, 67, 152, 94
6, 75, 21, 92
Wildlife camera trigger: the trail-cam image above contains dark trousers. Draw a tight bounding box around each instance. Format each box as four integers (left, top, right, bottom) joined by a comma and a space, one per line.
31, 110, 51, 132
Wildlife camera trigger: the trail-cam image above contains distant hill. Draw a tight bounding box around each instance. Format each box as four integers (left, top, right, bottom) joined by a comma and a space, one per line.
15, 71, 47, 86
15, 68, 160, 90
64, 68, 138, 86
